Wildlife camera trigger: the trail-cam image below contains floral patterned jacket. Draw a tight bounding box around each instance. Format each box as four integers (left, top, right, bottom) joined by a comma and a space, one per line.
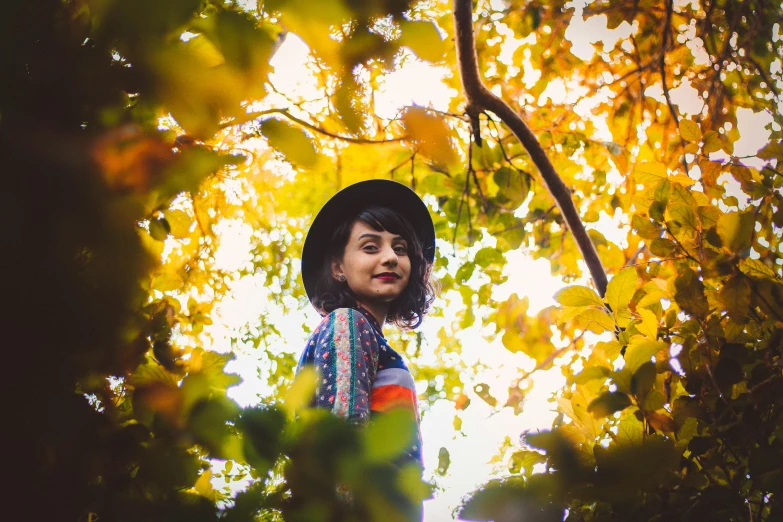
296, 305, 422, 465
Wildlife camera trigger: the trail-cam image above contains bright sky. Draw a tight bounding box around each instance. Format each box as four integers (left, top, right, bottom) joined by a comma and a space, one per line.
198, 5, 776, 520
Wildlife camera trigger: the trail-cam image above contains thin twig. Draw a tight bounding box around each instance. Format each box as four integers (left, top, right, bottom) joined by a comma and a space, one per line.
228, 108, 406, 145
452, 149, 472, 248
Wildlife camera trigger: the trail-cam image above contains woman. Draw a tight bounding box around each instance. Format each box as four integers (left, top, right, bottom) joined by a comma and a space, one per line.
297, 179, 437, 519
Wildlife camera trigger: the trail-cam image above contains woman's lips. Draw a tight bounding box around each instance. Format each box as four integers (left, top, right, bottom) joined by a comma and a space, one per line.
374, 274, 399, 280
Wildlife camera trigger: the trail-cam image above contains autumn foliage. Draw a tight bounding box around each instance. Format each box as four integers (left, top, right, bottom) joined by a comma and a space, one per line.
2, 0, 782, 521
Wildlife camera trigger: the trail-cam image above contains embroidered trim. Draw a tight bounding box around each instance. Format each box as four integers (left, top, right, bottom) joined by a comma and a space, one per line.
332, 309, 352, 417
348, 309, 357, 416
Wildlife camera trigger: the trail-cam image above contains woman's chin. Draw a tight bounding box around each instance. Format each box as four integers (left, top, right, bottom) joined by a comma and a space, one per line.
360, 291, 403, 304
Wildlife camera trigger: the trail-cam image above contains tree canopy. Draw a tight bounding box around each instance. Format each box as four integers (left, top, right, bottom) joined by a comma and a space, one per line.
3, 0, 782, 520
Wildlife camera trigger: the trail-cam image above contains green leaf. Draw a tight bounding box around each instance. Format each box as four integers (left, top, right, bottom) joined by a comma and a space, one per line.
587, 391, 632, 418
475, 247, 504, 268
474, 383, 498, 407
334, 74, 364, 134
509, 450, 546, 476
437, 447, 451, 475
653, 179, 672, 208
605, 267, 639, 316
625, 338, 668, 373
554, 285, 604, 307
679, 119, 702, 142
673, 267, 709, 318
631, 361, 657, 400
649, 237, 676, 257
632, 214, 663, 240
677, 417, 699, 444
259, 118, 319, 168
641, 389, 666, 412
714, 357, 743, 392
717, 211, 754, 253
363, 408, 417, 462
419, 173, 455, 196
456, 261, 475, 283
282, 366, 319, 417
398, 20, 446, 63
668, 203, 699, 234
719, 275, 751, 321
573, 365, 611, 385
130, 361, 179, 387
493, 167, 529, 208
757, 140, 783, 160
149, 217, 171, 241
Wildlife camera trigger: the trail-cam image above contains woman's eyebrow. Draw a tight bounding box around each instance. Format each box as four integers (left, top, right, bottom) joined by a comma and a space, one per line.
357, 233, 406, 242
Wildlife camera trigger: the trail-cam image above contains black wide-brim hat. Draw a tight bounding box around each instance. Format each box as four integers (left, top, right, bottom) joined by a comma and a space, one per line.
301, 179, 436, 304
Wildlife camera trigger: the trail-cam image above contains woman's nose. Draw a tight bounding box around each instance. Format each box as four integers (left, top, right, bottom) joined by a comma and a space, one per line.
381, 245, 398, 266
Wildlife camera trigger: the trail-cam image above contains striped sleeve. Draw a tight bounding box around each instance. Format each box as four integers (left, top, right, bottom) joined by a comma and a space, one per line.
310, 308, 379, 423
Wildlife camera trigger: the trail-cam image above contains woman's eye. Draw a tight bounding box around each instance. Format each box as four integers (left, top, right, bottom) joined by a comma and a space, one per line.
362, 244, 378, 251
394, 246, 408, 254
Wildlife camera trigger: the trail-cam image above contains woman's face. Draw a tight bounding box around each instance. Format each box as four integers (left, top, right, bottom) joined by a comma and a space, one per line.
331, 220, 411, 306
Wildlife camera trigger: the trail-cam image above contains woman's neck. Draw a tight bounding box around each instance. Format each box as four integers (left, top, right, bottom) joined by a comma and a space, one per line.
355, 300, 388, 329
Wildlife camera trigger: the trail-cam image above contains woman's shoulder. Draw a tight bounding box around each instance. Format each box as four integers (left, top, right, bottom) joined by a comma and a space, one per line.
312, 308, 378, 340
312, 308, 359, 333
323, 307, 375, 323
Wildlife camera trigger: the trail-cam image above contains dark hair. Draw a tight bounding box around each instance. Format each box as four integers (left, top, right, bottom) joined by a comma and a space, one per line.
311, 205, 437, 329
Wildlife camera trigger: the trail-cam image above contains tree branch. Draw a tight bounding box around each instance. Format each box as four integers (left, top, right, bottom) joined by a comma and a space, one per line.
227, 108, 406, 145
452, 0, 608, 296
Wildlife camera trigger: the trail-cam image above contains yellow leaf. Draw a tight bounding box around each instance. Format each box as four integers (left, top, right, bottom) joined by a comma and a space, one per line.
739, 258, 778, 280
633, 161, 667, 185
595, 340, 623, 361
152, 271, 184, 292
702, 130, 723, 154
701, 161, 722, 187
605, 267, 639, 317
187, 35, 226, 68
625, 338, 668, 373
616, 410, 644, 446
283, 366, 319, 417
401, 107, 458, 167
557, 305, 590, 325
399, 20, 446, 63
554, 285, 605, 307
573, 307, 616, 334
259, 118, 319, 169
637, 288, 668, 309
164, 209, 192, 239
717, 211, 754, 253
679, 119, 702, 142
636, 309, 659, 339
669, 174, 696, 186
194, 470, 215, 499
266, 0, 348, 66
